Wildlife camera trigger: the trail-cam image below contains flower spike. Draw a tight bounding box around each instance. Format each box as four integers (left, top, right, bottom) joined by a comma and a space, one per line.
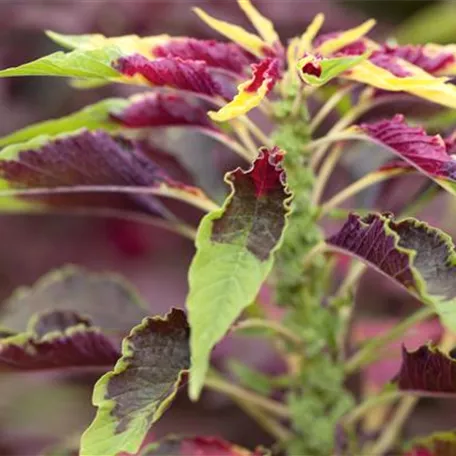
238, 0, 279, 46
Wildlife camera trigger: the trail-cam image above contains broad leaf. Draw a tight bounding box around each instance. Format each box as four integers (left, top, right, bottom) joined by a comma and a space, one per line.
403, 431, 456, 456
187, 147, 291, 400
0, 99, 128, 147
393, 345, 456, 396
357, 115, 456, 196
114, 55, 222, 96
0, 266, 147, 333
80, 308, 190, 456
0, 129, 214, 215
327, 213, 456, 331
297, 53, 368, 86
140, 435, 265, 455
0, 310, 119, 370
152, 38, 255, 74
0, 47, 122, 79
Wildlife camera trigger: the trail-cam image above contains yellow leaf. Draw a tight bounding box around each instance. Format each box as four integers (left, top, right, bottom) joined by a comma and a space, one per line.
193, 7, 266, 58
298, 13, 325, 55
316, 19, 376, 56
238, 0, 279, 46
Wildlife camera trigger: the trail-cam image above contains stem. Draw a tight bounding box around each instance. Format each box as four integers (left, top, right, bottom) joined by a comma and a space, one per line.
309, 85, 355, 134
234, 318, 303, 346
305, 132, 363, 152
302, 240, 327, 269
235, 401, 293, 443
367, 396, 417, 456
311, 144, 343, 205
335, 261, 366, 298
343, 390, 402, 426
319, 169, 403, 218
204, 374, 290, 419
232, 119, 259, 158
240, 115, 273, 148
344, 306, 435, 374
204, 130, 255, 161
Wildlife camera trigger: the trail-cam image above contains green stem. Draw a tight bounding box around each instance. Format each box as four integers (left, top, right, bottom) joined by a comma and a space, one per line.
234, 318, 303, 346
343, 390, 401, 426
344, 306, 435, 374
204, 374, 290, 419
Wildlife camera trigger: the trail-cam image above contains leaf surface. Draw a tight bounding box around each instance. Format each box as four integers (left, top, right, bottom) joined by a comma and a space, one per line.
186, 147, 291, 399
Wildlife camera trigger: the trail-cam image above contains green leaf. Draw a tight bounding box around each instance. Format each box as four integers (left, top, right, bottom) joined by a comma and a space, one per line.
0, 265, 148, 333
80, 308, 190, 456
0, 46, 123, 79
186, 147, 291, 400
297, 53, 369, 86
0, 99, 128, 147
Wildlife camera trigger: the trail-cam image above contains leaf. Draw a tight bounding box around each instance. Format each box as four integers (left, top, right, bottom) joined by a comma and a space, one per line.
0, 266, 148, 333
0, 98, 128, 148
0, 310, 120, 370
111, 93, 215, 130
193, 7, 268, 58
114, 54, 222, 96
80, 308, 190, 456
152, 38, 255, 74
140, 435, 265, 455
187, 147, 291, 400
327, 213, 456, 331
0, 46, 122, 79
0, 129, 214, 215
46, 30, 169, 57
357, 115, 456, 196
314, 19, 376, 56
209, 58, 280, 122
393, 344, 456, 396
403, 431, 456, 456
297, 53, 369, 86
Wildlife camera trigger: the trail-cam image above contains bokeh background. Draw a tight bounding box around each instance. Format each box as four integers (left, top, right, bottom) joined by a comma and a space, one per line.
0, 0, 455, 454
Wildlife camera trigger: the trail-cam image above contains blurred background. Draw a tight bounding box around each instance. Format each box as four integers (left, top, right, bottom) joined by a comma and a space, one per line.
0, 0, 455, 454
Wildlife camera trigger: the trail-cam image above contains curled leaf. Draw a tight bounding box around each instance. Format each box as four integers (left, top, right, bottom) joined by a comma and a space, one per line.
0, 266, 148, 333
187, 147, 291, 399
80, 308, 190, 456
357, 115, 456, 196
327, 212, 456, 330
0, 310, 119, 371
403, 431, 456, 456
394, 345, 456, 396
298, 53, 368, 86
209, 58, 280, 122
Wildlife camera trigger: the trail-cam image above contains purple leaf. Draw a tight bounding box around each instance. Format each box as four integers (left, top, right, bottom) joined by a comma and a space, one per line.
114, 55, 222, 96
0, 310, 120, 370
110, 93, 215, 130
394, 345, 456, 396
358, 115, 456, 195
403, 431, 456, 455
152, 38, 255, 75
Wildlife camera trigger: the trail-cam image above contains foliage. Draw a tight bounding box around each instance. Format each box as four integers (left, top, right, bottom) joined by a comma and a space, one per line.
1, 0, 456, 454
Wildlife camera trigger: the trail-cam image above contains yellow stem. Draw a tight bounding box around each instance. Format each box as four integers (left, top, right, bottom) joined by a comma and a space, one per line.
309, 85, 355, 134
312, 144, 343, 205
319, 169, 403, 218
240, 115, 273, 148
